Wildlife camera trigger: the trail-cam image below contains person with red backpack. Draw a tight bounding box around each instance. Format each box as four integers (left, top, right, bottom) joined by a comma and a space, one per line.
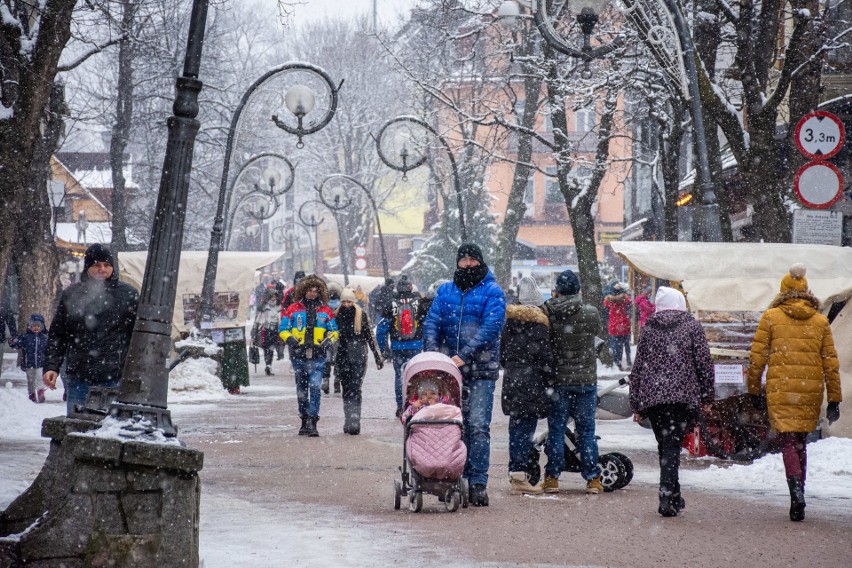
376, 275, 427, 417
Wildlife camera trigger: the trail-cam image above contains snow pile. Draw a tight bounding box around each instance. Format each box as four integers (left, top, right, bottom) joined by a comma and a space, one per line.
175, 335, 222, 356
0, 380, 65, 441
82, 415, 182, 446
169, 357, 228, 402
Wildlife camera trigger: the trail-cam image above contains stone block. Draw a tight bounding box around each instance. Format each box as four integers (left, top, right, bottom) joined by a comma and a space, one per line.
127, 470, 165, 492
73, 464, 127, 493
122, 442, 203, 473
83, 534, 160, 568
28, 559, 83, 568
20, 494, 93, 561
41, 416, 99, 442
67, 435, 123, 465
121, 493, 163, 534
92, 494, 125, 535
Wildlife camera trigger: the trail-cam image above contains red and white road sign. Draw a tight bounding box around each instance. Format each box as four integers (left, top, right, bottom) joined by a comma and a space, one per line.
794, 161, 844, 209
354, 257, 368, 270
354, 246, 367, 257
795, 111, 845, 160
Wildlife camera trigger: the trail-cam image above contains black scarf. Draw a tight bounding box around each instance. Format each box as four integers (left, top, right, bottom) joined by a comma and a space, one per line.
302, 296, 321, 335
453, 263, 489, 292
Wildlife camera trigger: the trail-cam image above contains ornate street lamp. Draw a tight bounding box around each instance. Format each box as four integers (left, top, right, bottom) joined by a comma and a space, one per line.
198, 63, 340, 328
300, 197, 352, 285
271, 220, 315, 273
317, 174, 390, 281
376, 115, 467, 241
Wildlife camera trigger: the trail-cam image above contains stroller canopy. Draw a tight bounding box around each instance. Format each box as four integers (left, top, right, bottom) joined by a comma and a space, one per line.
402, 352, 463, 406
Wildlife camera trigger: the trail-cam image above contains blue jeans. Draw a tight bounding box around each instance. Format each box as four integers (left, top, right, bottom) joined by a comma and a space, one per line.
546, 384, 600, 480
64, 376, 120, 416
508, 416, 538, 473
461, 379, 496, 487
392, 349, 420, 412
291, 357, 326, 418
609, 335, 631, 367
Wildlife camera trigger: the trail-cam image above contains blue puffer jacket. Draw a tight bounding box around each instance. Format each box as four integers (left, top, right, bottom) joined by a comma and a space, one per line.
9, 314, 49, 370
422, 271, 506, 380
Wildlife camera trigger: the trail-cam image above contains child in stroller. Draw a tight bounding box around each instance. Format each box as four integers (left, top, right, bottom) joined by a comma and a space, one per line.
393, 352, 468, 513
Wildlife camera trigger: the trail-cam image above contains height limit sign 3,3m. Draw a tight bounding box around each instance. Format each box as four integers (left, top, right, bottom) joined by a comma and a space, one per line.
794, 111, 845, 209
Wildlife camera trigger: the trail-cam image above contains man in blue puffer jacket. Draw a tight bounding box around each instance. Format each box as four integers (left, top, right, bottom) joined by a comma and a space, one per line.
423, 243, 506, 507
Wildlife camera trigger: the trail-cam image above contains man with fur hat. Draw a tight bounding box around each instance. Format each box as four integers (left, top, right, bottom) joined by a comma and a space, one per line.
43, 243, 139, 415
541, 269, 606, 494
279, 275, 339, 436
747, 264, 841, 522
423, 243, 506, 506
376, 274, 426, 416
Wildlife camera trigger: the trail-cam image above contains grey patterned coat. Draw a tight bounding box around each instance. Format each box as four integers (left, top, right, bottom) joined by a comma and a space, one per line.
628, 310, 715, 415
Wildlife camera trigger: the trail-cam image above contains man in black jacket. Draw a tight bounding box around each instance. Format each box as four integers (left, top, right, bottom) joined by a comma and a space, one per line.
43, 244, 139, 415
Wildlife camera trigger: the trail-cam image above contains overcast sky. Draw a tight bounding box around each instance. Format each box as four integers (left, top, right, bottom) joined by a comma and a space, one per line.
287, 0, 422, 27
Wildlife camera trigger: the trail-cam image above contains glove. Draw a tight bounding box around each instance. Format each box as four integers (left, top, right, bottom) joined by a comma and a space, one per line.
751, 393, 767, 412
382, 350, 392, 362
827, 402, 840, 424
375, 356, 384, 370
286, 336, 299, 349
320, 337, 333, 349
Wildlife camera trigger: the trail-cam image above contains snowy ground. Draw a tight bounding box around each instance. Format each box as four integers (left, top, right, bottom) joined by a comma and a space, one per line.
2, 353, 851, 565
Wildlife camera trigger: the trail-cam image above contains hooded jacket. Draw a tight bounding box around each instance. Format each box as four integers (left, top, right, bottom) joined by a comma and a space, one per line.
747, 290, 841, 433
500, 304, 553, 418
542, 294, 601, 386
10, 314, 49, 370
278, 275, 339, 358
376, 290, 426, 352
43, 262, 139, 383
628, 309, 715, 414
422, 271, 506, 380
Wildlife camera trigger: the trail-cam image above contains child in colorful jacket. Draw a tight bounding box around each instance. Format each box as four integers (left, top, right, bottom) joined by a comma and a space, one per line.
9, 314, 49, 403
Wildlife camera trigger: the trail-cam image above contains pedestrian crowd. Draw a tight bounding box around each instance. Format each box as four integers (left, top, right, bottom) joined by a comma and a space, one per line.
15, 242, 841, 523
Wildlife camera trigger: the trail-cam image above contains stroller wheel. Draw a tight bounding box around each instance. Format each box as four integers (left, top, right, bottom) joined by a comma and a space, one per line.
409, 490, 423, 513
445, 490, 461, 512
598, 454, 627, 492
394, 480, 402, 510
608, 452, 634, 488
527, 447, 542, 486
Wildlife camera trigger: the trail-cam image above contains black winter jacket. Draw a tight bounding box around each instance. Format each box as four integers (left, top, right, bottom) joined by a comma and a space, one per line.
542, 295, 601, 386
500, 304, 553, 418
44, 271, 139, 383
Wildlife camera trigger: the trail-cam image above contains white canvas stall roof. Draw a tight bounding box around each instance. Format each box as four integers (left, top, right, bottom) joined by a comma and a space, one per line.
323, 273, 387, 292
117, 251, 285, 334
610, 241, 852, 312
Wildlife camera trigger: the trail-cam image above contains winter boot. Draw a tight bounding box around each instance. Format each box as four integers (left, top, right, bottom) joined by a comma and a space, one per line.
28, 392, 37, 403
343, 400, 361, 435
787, 477, 805, 521
298, 416, 309, 436
37, 389, 45, 403
586, 476, 604, 494
321, 376, 330, 395
333, 377, 341, 394
541, 476, 559, 494
658, 488, 678, 517
469, 484, 489, 507
306, 416, 320, 437
265, 366, 273, 376
509, 472, 543, 495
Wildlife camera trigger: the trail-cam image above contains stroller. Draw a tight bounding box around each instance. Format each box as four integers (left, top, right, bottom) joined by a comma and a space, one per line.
526, 378, 635, 491
393, 352, 468, 513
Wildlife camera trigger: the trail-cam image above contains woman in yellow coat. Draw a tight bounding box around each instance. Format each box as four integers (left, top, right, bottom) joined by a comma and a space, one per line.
747, 264, 842, 522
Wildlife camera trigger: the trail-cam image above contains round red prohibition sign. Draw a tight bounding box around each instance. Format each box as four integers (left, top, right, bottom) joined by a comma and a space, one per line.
794, 161, 844, 209
794, 111, 845, 160
354, 257, 367, 270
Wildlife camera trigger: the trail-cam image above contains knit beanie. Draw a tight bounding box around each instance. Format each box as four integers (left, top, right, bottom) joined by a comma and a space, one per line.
83, 243, 114, 272
517, 276, 542, 306
456, 243, 485, 265
328, 282, 342, 299
417, 380, 440, 398
780, 263, 808, 292
554, 270, 581, 296
397, 275, 413, 293
293, 270, 306, 284
340, 287, 357, 303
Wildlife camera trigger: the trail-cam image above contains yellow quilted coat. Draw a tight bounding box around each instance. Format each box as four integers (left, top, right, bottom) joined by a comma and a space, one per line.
747, 290, 841, 433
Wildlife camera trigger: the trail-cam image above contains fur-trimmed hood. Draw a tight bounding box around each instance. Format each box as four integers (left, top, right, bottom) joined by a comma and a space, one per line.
293, 275, 329, 303
768, 289, 821, 313
505, 304, 549, 326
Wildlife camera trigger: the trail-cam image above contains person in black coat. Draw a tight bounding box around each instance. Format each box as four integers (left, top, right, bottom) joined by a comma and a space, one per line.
43, 244, 139, 415
500, 276, 552, 495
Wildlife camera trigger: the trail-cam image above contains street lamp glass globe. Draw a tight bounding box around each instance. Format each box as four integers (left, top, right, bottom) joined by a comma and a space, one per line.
497, 1, 520, 26
262, 167, 281, 188
284, 84, 315, 116
570, 0, 609, 14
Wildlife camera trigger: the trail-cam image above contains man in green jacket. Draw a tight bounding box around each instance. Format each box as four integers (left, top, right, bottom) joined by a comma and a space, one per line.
541, 270, 605, 494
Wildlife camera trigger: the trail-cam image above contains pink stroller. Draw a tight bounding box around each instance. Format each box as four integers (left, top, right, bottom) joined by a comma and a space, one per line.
393, 352, 468, 513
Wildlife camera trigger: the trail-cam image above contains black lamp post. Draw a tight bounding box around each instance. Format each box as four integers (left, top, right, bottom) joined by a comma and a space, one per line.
376, 115, 467, 241
198, 63, 340, 328
317, 174, 390, 281
109, 0, 210, 435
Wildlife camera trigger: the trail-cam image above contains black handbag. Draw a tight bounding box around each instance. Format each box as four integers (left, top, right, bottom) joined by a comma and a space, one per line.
248, 345, 260, 365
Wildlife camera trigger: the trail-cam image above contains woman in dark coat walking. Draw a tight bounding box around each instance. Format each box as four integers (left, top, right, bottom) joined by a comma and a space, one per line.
501, 276, 552, 495
629, 286, 715, 517
335, 287, 384, 434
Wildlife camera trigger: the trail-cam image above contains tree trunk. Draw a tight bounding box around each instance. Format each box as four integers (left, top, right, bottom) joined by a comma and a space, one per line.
110, 0, 139, 252
747, 128, 792, 242
659, 100, 686, 241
